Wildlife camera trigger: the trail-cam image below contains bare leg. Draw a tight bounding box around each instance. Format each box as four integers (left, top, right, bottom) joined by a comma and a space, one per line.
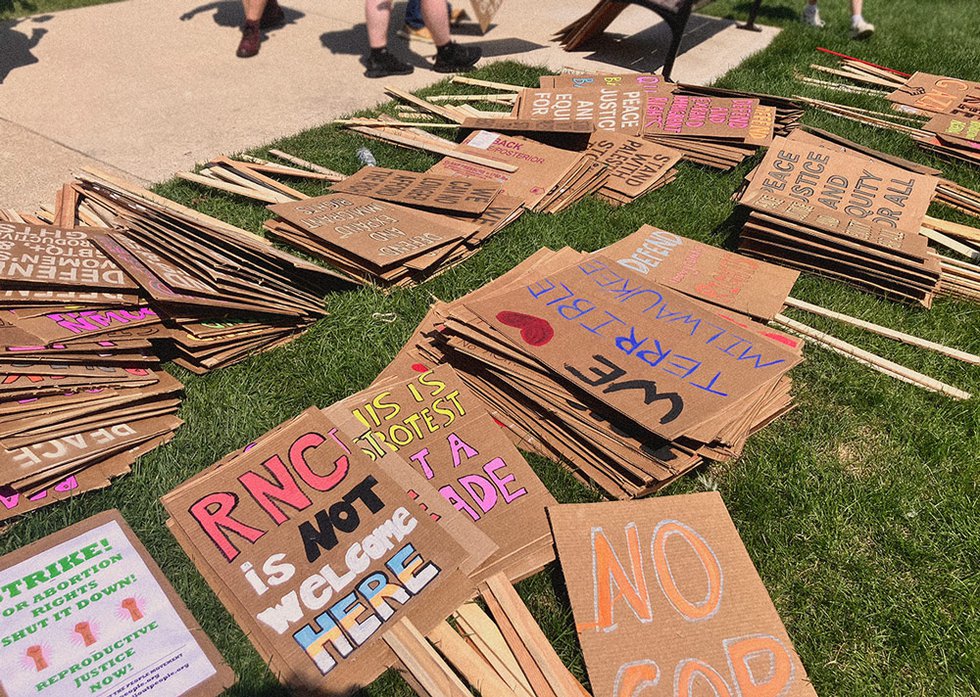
420, 0, 451, 46
851, 0, 863, 15
242, 0, 268, 23
366, 0, 393, 48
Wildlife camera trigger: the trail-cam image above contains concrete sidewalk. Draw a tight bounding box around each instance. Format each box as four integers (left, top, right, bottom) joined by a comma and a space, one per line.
0, 0, 778, 210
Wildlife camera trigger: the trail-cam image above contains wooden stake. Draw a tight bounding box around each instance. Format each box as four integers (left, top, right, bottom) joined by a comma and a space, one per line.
334, 118, 460, 129
482, 573, 591, 697
920, 226, 980, 262
385, 86, 464, 123
347, 126, 518, 172
922, 215, 980, 244
774, 314, 972, 400
784, 296, 980, 365
385, 619, 471, 697
451, 75, 525, 92
267, 149, 347, 180
176, 171, 286, 204
453, 603, 535, 696
428, 621, 517, 697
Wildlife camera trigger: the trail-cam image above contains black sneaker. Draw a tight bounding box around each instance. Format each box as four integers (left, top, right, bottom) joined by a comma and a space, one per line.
365, 49, 415, 78
433, 41, 481, 73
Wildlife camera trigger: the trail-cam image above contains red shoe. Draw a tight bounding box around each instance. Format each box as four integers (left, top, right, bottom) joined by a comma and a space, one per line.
260, 0, 286, 29
237, 20, 261, 58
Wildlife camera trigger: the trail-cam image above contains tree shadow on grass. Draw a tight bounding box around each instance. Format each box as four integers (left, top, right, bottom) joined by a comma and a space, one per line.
0, 0, 37, 17
0, 14, 51, 84
724, 0, 799, 22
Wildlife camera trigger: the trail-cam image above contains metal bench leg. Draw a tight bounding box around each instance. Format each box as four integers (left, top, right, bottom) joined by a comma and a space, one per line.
739, 0, 764, 31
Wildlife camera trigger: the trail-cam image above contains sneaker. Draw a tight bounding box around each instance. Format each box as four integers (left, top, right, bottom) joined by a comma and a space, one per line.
260, 0, 286, 29
398, 24, 435, 43
851, 17, 875, 39
365, 49, 415, 78
433, 41, 481, 73
801, 4, 825, 27
236, 21, 261, 58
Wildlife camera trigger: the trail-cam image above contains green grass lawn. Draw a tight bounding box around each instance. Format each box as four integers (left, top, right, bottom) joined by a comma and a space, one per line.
2, 0, 980, 695
0, 0, 123, 20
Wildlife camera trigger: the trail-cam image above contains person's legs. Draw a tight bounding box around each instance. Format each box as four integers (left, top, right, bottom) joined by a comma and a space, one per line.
365, 0, 415, 76
404, 0, 424, 30
801, 0, 824, 27
420, 0, 450, 46
851, 0, 874, 39
237, 0, 268, 57
424, 0, 481, 73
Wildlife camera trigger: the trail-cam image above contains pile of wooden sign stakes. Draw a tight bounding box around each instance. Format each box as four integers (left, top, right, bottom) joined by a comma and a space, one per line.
161, 404, 592, 697
385, 243, 803, 499
35, 170, 353, 373
175, 153, 346, 205
801, 51, 980, 167
0, 215, 184, 520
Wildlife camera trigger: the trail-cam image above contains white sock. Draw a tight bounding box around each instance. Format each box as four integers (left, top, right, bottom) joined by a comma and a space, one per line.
852, 14, 864, 25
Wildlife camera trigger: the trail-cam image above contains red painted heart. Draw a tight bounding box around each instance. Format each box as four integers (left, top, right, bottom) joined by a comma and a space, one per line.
496, 311, 554, 346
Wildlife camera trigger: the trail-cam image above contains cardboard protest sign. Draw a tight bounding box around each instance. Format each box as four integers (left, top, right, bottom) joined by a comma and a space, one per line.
464, 254, 802, 442
429, 131, 599, 213
266, 193, 475, 288
586, 133, 681, 205
744, 136, 938, 235
0, 223, 137, 292
549, 493, 816, 697
735, 134, 941, 306
162, 407, 477, 695
514, 87, 647, 134
924, 112, 980, 146
328, 167, 502, 216
333, 365, 557, 581
601, 226, 799, 320
540, 72, 673, 94
469, 0, 503, 32
460, 117, 595, 135
0, 510, 234, 697
887, 72, 980, 115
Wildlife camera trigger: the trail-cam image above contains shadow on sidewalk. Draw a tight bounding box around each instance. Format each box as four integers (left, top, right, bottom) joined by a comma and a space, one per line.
178, 0, 304, 28
0, 14, 50, 84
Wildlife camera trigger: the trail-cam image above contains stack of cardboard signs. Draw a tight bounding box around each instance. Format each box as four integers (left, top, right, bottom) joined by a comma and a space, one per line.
327, 364, 557, 580
883, 71, 980, 167
428, 130, 612, 213
57, 171, 352, 372
607, 225, 975, 399
734, 132, 942, 307
677, 83, 805, 136
0, 220, 184, 520
642, 92, 777, 169
512, 83, 776, 169
552, 0, 630, 51
391, 246, 802, 499
548, 492, 818, 697
0, 510, 236, 696
265, 188, 490, 289
161, 405, 588, 696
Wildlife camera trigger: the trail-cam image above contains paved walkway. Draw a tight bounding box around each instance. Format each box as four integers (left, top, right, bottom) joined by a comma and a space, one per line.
0, 0, 778, 210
